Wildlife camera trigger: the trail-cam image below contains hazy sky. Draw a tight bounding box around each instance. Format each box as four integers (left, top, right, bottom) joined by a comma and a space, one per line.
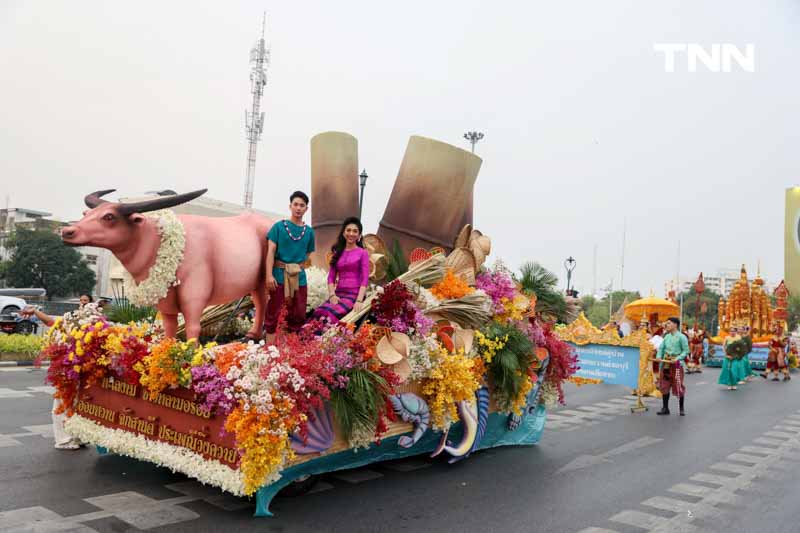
2, 1, 799, 296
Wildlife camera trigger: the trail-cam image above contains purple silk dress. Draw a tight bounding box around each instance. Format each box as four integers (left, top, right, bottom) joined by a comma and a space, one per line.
312, 247, 370, 323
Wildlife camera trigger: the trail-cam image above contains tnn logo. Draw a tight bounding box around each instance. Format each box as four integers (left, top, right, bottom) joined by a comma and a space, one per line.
654, 44, 755, 73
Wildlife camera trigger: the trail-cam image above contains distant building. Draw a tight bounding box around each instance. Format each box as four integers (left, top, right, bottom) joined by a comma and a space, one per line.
0, 208, 58, 261
0, 207, 109, 297
665, 268, 776, 298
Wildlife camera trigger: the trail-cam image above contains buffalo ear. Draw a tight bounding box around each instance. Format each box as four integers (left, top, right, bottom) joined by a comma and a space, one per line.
129, 213, 146, 225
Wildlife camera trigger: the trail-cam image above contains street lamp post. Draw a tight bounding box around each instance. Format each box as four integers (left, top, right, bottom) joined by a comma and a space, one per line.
564, 256, 577, 296
463, 131, 484, 154
358, 169, 368, 219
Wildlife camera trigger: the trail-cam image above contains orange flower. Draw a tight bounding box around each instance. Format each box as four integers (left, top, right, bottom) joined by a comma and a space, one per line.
431, 270, 474, 300
214, 343, 245, 376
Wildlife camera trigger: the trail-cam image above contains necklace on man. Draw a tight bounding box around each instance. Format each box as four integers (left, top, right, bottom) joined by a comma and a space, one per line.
283, 220, 307, 241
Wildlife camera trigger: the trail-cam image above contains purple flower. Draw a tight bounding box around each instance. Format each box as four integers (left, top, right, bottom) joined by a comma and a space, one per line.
191, 364, 235, 416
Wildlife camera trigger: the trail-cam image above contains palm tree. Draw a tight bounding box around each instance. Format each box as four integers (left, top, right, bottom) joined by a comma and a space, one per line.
517, 261, 576, 323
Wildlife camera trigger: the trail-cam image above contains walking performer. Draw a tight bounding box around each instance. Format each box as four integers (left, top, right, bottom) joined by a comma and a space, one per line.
264, 191, 316, 341
655, 317, 689, 416
764, 322, 790, 381
687, 326, 706, 373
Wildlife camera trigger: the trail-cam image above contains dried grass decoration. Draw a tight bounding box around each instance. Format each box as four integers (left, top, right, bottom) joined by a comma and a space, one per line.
341, 254, 446, 324
426, 291, 494, 330
176, 298, 255, 338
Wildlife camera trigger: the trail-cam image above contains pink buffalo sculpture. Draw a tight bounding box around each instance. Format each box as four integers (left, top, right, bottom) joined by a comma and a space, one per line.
61, 190, 275, 340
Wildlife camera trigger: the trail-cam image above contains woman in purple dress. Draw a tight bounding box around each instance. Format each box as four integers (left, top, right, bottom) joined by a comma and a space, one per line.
313, 217, 369, 324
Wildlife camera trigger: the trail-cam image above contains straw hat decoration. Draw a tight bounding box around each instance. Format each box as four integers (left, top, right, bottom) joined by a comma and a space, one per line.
362, 234, 388, 282
444, 247, 477, 285
376, 331, 412, 382
446, 224, 493, 283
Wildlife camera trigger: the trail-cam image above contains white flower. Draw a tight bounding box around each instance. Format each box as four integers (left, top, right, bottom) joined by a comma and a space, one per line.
123, 210, 186, 307
305, 266, 329, 312
65, 415, 246, 496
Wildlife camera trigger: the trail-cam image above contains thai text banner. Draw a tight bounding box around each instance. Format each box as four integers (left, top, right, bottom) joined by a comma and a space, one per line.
569, 343, 640, 388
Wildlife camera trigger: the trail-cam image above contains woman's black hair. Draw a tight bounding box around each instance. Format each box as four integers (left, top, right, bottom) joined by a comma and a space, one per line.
330, 217, 364, 267
668, 317, 680, 327
80, 294, 94, 302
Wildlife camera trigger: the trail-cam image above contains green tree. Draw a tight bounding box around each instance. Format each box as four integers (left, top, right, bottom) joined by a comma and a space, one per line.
5, 228, 96, 299
678, 289, 722, 332
517, 261, 568, 322
788, 294, 800, 333
580, 290, 642, 327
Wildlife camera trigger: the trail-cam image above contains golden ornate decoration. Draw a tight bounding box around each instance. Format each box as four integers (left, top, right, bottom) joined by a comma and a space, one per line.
555, 312, 659, 397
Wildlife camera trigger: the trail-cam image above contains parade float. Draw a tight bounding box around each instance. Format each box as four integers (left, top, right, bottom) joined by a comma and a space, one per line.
705, 266, 788, 370
39, 133, 578, 517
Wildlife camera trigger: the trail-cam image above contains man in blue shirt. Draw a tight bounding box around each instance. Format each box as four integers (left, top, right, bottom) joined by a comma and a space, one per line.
264, 191, 315, 340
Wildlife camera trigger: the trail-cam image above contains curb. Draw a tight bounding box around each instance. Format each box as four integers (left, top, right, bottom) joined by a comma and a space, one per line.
0, 360, 48, 367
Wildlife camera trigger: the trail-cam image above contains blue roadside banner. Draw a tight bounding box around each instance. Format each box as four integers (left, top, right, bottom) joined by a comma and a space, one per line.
568, 343, 641, 388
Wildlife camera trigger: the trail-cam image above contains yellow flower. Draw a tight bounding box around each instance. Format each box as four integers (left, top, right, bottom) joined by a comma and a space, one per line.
68, 352, 75, 362
73, 365, 81, 373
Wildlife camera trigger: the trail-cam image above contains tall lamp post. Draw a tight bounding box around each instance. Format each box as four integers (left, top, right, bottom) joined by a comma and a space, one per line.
463, 131, 484, 154
564, 256, 577, 296
358, 169, 368, 219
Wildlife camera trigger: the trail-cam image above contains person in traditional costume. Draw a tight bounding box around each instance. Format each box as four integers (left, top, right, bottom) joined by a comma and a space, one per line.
687, 326, 706, 374
655, 317, 689, 416
312, 217, 369, 324
719, 326, 748, 390
264, 191, 316, 340
764, 322, 789, 381
739, 325, 758, 382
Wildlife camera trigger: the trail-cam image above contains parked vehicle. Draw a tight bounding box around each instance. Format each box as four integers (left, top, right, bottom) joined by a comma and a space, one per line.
0, 313, 38, 335
0, 294, 27, 316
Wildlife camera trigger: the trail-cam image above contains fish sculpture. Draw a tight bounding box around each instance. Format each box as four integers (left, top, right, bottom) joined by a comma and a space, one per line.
290, 403, 335, 454
431, 386, 489, 463
508, 354, 550, 431
390, 393, 430, 448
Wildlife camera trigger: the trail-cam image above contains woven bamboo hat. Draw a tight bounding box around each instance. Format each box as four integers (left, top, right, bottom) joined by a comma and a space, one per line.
444, 247, 477, 285
376, 332, 411, 365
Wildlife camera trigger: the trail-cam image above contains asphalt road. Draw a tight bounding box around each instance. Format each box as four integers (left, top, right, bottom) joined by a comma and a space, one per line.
2, 366, 799, 532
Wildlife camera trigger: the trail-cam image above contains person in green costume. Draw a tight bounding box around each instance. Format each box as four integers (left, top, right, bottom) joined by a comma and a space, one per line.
719, 326, 746, 390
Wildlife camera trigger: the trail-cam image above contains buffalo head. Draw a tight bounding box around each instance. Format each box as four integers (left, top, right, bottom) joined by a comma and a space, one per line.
61, 189, 207, 248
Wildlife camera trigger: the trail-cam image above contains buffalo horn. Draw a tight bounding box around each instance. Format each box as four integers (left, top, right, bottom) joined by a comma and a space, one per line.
84, 189, 117, 208
117, 189, 208, 216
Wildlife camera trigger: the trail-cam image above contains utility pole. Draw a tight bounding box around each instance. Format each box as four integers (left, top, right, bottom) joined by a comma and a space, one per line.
243, 13, 270, 209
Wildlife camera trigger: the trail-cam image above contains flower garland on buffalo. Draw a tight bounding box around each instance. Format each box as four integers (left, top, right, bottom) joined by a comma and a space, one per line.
38, 227, 577, 500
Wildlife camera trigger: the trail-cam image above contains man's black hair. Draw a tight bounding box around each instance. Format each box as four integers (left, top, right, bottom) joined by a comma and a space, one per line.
668, 317, 680, 327
290, 191, 309, 204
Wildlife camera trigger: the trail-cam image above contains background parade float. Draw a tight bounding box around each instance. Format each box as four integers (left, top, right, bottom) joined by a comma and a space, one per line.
38, 133, 579, 516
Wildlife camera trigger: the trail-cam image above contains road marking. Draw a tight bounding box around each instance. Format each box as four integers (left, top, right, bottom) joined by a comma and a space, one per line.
727, 453, 766, 465
668, 482, 715, 498
558, 436, 662, 474
609, 509, 673, 529
695, 381, 708, 385
581, 417, 800, 532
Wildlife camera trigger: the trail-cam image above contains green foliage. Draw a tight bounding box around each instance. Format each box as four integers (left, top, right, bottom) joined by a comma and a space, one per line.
788, 294, 800, 333
678, 289, 722, 331
105, 301, 157, 324
0, 334, 44, 357
517, 262, 568, 322
5, 228, 95, 299
481, 321, 534, 412
384, 239, 409, 283
0, 260, 10, 281
580, 290, 642, 327
330, 367, 390, 443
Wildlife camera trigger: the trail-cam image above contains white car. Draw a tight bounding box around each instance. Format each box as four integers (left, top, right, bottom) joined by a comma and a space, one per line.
0, 295, 27, 316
